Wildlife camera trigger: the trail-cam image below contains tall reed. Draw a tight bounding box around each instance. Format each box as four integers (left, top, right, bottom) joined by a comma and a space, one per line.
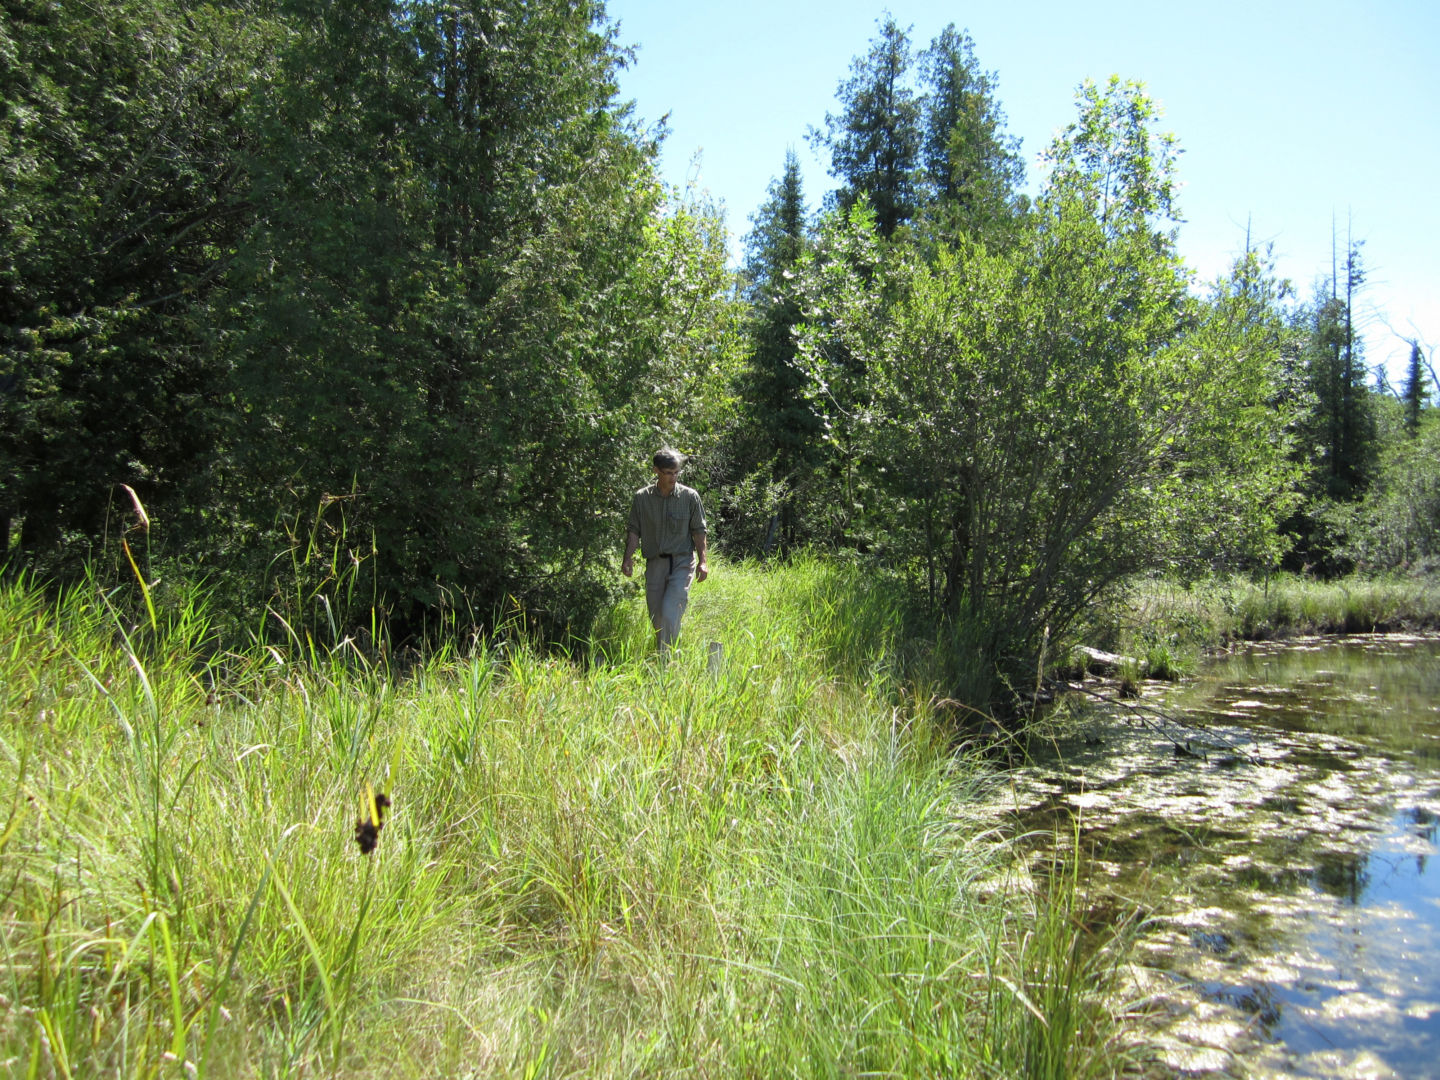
0, 559, 1140, 1078
1097, 572, 1440, 671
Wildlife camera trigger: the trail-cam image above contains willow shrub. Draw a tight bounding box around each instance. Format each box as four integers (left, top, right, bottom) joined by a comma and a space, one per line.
794, 80, 1301, 704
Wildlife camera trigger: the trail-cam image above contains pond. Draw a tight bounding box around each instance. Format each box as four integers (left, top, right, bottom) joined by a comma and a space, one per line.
984, 634, 1440, 1079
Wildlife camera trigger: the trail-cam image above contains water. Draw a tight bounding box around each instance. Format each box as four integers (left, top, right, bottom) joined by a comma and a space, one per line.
981, 635, 1440, 1079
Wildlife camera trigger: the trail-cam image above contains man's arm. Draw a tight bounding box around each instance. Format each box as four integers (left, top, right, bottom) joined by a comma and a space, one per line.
692, 530, 708, 582
621, 530, 640, 577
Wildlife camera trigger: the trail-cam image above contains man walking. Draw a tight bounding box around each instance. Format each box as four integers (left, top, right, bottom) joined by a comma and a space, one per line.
621, 449, 708, 660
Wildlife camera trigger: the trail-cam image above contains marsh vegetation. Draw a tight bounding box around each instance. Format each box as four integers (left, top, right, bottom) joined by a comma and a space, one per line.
0, 560, 1154, 1079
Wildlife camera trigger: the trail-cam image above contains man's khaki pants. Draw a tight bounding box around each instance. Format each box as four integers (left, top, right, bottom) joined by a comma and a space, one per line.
645, 552, 694, 657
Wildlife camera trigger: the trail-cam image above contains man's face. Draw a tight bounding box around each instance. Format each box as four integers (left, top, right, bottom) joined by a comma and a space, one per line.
654, 466, 679, 495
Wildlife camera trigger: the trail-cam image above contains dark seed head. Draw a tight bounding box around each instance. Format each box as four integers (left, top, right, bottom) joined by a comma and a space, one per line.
354, 793, 391, 854
355, 818, 381, 854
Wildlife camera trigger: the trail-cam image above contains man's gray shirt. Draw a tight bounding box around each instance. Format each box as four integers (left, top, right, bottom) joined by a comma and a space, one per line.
628, 482, 706, 558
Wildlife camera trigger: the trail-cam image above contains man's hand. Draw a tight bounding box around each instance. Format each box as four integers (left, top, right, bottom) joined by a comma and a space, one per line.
621, 531, 640, 577
692, 531, 708, 583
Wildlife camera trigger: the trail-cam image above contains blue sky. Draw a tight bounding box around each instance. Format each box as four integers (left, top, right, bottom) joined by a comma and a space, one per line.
605, 0, 1439, 385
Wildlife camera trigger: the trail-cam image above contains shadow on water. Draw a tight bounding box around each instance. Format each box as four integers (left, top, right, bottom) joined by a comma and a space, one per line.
972, 634, 1440, 1079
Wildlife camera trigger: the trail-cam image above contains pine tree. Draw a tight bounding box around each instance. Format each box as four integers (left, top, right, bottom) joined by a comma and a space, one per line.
810, 17, 922, 239
916, 25, 1025, 243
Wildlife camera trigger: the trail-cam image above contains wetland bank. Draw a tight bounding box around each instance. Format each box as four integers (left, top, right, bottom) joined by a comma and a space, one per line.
987, 633, 1440, 1079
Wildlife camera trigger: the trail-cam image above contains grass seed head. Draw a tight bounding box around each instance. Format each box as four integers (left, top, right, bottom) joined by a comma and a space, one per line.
354, 792, 390, 854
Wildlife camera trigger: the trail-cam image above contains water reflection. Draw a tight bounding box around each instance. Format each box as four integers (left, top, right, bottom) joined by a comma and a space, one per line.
1313, 851, 1370, 904
976, 635, 1440, 1079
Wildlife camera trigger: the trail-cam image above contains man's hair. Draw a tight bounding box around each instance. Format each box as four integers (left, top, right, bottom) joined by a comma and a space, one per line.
653, 448, 685, 471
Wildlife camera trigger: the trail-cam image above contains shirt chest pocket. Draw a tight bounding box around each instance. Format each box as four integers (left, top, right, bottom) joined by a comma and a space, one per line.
666, 506, 687, 528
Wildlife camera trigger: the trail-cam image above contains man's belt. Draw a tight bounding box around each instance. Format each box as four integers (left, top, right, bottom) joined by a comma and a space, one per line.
647, 552, 690, 573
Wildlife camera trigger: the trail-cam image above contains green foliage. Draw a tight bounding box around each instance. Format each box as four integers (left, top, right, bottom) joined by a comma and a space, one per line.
0, 0, 281, 560
1114, 572, 1440, 648
633, 192, 749, 478
743, 151, 810, 299
1280, 244, 1381, 573
2, 0, 743, 642
810, 15, 923, 239
916, 24, 1027, 246
214, 0, 671, 636
1322, 411, 1440, 570
783, 198, 889, 555
1296, 254, 1377, 503
795, 79, 1301, 697
1403, 340, 1430, 435
1041, 77, 1180, 235
730, 151, 820, 553
713, 463, 790, 557
11, 0, 1430, 721
806, 20, 1026, 251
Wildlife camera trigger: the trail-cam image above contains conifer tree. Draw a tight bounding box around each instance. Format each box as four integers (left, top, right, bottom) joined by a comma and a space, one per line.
1279, 238, 1379, 574
214, 0, 716, 634
1302, 241, 1376, 501
1403, 341, 1429, 435
744, 151, 808, 305
0, 0, 279, 561
916, 25, 1025, 243
810, 16, 922, 239
736, 150, 817, 548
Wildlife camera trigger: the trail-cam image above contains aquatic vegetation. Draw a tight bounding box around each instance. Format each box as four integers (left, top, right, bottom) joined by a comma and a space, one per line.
988, 636, 1440, 1078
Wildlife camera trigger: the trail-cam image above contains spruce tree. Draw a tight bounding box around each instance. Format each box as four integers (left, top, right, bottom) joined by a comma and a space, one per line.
743, 151, 808, 305
738, 151, 818, 547
1403, 341, 1429, 435
1303, 242, 1376, 501
1280, 240, 1379, 574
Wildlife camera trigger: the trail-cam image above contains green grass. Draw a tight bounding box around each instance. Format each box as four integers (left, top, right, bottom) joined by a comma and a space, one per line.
1220, 573, 1440, 639
1083, 572, 1440, 677
0, 557, 1142, 1078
